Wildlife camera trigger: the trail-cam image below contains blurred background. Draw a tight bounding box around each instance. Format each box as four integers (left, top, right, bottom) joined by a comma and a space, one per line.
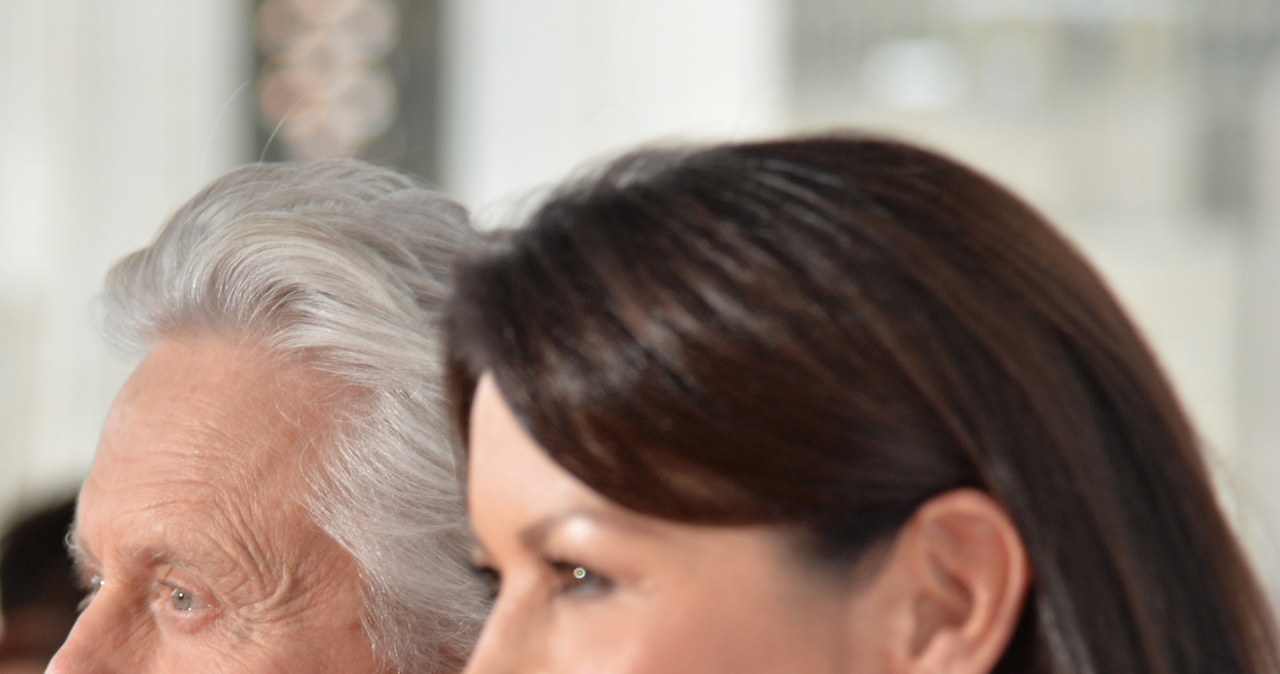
1, 0, 1278, 598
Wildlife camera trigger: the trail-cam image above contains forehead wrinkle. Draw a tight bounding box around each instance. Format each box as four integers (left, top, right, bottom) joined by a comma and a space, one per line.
75, 466, 284, 597
175, 432, 331, 609
125, 505, 291, 612
130, 544, 225, 577
86, 334, 353, 617
196, 443, 338, 616
117, 338, 335, 469
215, 483, 307, 597
198, 483, 359, 629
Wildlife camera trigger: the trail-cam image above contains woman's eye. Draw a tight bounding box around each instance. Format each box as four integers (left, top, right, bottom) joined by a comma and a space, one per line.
550, 561, 612, 597
471, 563, 501, 602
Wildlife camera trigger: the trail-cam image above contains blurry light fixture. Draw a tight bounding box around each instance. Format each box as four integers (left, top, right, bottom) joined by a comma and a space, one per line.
255, 0, 399, 159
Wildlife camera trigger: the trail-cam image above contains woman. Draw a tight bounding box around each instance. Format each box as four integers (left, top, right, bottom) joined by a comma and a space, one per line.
445, 134, 1280, 673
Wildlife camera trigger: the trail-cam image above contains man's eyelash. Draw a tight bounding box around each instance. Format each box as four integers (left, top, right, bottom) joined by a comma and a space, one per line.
76, 572, 105, 612
162, 582, 199, 611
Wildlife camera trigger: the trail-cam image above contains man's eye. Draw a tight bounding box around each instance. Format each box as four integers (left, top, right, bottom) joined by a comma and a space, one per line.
77, 573, 106, 611
170, 585, 197, 611
156, 576, 212, 619
150, 578, 217, 632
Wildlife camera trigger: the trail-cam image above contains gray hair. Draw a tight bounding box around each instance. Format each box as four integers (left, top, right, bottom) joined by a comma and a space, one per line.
100, 160, 484, 672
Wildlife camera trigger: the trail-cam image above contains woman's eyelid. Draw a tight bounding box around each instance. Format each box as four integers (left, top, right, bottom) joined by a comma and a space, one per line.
469, 543, 496, 569
545, 558, 613, 596
470, 562, 502, 599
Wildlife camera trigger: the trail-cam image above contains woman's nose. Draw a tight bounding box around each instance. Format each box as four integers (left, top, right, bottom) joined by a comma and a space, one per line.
461, 591, 546, 674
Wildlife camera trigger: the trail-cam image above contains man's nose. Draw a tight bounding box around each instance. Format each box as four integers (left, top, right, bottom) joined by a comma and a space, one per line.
44, 594, 132, 674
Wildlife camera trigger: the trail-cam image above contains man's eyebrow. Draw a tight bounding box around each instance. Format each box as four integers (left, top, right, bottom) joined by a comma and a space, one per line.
65, 520, 96, 581
64, 523, 210, 579
134, 542, 253, 592
133, 545, 194, 569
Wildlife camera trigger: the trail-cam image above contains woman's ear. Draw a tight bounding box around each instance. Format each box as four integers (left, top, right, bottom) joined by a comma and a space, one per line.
849, 489, 1030, 674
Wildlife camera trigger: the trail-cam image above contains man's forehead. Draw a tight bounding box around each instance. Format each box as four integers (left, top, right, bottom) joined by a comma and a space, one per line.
100, 336, 329, 476
113, 338, 299, 431
77, 335, 329, 575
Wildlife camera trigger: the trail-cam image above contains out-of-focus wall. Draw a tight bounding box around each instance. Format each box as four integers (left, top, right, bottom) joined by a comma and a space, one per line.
0, 1, 253, 517
1241, 43, 1280, 591
438, 0, 788, 209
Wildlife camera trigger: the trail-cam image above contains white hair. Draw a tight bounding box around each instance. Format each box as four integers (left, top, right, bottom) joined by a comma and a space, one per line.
100, 160, 485, 672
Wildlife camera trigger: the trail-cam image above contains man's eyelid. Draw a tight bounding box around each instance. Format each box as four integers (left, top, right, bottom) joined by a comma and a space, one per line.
158, 564, 205, 590
157, 564, 218, 607
160, 582, 211, 610
67, 533, 102, 587
71, 556, 99, 585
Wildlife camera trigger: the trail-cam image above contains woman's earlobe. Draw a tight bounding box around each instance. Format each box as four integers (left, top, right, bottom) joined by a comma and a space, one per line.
877, 489, 1031, 674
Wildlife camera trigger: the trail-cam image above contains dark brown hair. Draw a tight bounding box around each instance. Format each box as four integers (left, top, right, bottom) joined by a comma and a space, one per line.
445, 134, 1279, 673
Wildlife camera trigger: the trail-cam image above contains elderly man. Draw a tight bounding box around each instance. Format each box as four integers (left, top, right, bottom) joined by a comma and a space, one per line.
47, 160, 484, 673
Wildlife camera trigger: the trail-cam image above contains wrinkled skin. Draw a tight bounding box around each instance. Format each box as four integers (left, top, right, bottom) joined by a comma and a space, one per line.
48, 337, 392, 674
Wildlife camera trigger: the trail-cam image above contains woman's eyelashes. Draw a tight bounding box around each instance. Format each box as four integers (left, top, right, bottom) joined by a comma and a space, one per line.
470, 558, 613, 602
471, 562, 501, 602
547, 559, 612, 597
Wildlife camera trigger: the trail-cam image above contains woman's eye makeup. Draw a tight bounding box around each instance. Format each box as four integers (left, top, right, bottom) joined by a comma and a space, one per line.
471, 562, 502, 601
469, 557, 613, 602
548, 559, 612, 596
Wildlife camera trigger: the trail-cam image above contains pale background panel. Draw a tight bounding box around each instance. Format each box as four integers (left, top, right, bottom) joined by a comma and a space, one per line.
0, 1, 254, 512
440, 0, 788, 210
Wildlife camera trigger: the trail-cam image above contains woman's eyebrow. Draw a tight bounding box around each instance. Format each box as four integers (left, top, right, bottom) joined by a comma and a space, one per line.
516, 506, 663, 551
516, 510, 580, 551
